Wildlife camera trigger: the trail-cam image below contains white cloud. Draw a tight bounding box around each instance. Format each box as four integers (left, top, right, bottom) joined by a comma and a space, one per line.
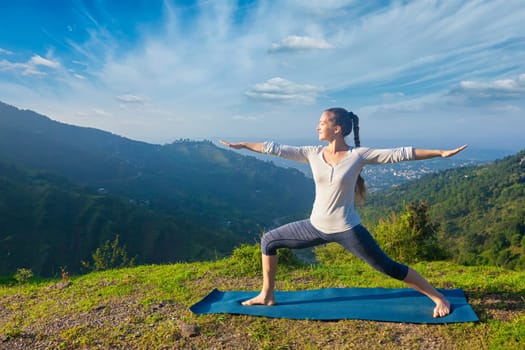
245, 77, 322, 104
0, 48, 13, 55
92, 108, 111, 116
116, 94, 147, 104
0, 59, 45, 76
360, 93, 442, 116
0, 59, 23, 72
268, 35, 333, 53
454, 74, 525, 99
286, 0, 358, 17
0, 54, 61, 76
29, 55, 60, 69
382, 92, 405, 100
361, 75, 525, 123
305, 1, 525, 93
490, 104, 523, 113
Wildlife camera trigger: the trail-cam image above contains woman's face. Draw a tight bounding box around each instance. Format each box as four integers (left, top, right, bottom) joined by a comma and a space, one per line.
316, 112, 339, 141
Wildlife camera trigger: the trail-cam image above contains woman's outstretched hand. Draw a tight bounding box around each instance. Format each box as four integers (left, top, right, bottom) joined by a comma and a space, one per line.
220, 140, 245, 149
441, 144, 468, 158
220, 140, 264, 153
414, 144, 468, 160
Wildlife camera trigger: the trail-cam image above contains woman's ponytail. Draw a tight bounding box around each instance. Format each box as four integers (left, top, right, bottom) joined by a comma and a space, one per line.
324, 108, 367, 203
349, 111, 366, 204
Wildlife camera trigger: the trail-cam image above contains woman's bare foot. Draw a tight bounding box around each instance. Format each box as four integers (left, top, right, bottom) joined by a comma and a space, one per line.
403, 268, 452, 318
433, 298, 451, 318
241, 292, 275, 306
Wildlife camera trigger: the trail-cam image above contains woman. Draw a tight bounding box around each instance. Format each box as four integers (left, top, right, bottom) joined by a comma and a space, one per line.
220, 107, 467, 318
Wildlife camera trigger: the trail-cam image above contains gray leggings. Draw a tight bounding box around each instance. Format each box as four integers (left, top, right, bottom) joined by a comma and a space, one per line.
261, 219, 409, 281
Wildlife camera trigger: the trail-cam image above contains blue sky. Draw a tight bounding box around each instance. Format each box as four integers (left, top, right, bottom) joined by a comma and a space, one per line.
0, 0, 524, 150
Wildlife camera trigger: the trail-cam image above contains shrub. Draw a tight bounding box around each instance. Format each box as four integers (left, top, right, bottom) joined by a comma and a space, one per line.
314, 243, 359, 266
82, 235, 136, 272
228, 243, 262, 276
227, 243, 304, 277
13, 268, 33, 284
373, 202, 447, 263
315, 202, 448, 266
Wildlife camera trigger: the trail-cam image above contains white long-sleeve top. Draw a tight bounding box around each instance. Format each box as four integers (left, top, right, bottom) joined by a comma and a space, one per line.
262, 142, 415, 233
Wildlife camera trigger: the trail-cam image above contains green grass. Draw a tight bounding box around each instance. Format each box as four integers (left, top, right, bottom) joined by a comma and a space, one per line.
0, 244, 524, 349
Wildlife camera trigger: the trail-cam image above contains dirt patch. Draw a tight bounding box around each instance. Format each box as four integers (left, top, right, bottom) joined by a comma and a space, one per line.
469, 292, 525, 322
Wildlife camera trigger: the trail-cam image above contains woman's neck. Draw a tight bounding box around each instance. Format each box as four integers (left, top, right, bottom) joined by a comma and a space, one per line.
326, 138, 349, 154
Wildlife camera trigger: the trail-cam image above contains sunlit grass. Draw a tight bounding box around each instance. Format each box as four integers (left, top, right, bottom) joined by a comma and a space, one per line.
0, 244, 523, 349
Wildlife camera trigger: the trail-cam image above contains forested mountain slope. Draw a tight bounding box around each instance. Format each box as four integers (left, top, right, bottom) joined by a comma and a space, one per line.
361, 149, 525, 269
0, 162, 246, 276
0, 101, 314, 276
0, 102, 313, 226
2, 100, 523, 275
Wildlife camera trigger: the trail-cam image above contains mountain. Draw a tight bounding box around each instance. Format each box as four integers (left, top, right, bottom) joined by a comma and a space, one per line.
0, 102, 313, 220
360, 149, 525, 269
0, 162, 244, 276
3, 100, 523, 275
0, 101, 314, 276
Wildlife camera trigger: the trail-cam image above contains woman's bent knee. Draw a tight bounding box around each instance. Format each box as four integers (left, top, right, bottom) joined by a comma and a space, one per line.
261, 233, 278, 256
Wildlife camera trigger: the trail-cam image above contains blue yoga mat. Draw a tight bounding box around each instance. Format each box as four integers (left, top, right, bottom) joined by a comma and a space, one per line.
190, 288, 478, 323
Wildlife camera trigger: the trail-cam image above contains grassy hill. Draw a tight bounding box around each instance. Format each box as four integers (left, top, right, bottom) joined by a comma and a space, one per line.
1, 245, 523, 349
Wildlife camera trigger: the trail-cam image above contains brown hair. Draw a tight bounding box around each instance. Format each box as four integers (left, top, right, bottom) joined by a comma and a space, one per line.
325, 107, 366, 204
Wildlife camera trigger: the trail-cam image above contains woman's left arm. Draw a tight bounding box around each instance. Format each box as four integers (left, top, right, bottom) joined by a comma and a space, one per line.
413, 144, 468, 160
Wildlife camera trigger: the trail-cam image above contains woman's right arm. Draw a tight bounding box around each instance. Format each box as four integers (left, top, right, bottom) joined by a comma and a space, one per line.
220, 140, 312, 164
220, 140, 264, 153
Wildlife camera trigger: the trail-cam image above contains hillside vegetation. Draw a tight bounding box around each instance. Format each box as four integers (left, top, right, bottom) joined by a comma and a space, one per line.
1, 100, 524, 277
361, 149, 525, 270
0, 101, 313, 276
0, 245, 523, 349
0, 102, 313, 227
0, 162, 240, 276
